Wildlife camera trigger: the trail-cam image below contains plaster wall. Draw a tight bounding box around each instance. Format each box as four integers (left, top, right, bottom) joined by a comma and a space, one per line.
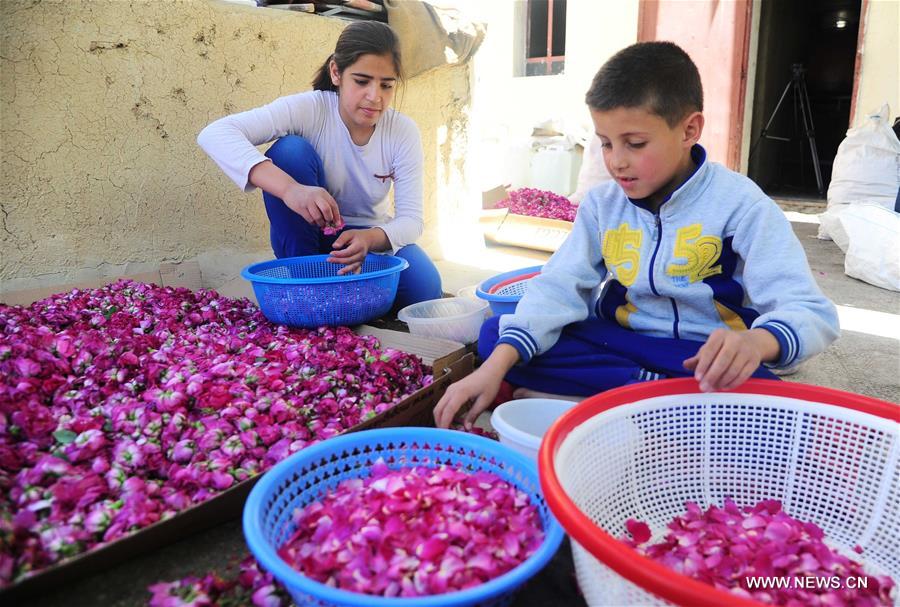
854, 0, 899, 125
0, 0, 471, 289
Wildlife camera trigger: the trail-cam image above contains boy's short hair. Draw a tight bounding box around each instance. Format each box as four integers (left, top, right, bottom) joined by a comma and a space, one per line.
585, 41, 703, 127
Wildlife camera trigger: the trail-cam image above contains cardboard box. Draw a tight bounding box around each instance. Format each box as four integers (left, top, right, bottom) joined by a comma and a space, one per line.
481, 186, 574, 253
0, 271, 472, 601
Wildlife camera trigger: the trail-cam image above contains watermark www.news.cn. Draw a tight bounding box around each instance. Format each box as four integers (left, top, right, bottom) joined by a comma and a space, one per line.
745, 576, 871, 590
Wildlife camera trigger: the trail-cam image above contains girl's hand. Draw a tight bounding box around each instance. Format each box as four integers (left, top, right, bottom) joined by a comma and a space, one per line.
683, 328, 780, 392
327, 228, 379, 275
282, 183, 342, 228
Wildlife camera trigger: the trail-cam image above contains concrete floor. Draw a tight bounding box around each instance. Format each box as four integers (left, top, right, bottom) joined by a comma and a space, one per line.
771, 218, 899, 402
24, 204, 899, 606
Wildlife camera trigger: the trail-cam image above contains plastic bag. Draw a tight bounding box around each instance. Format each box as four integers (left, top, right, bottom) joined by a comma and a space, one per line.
818, 103, 900, 240
838, 203, 900, 292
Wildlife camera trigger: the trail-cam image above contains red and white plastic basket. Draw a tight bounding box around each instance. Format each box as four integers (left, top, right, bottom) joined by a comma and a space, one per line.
539, 379, 900, 606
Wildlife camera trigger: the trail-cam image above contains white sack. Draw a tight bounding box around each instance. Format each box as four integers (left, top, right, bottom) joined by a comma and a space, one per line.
839, 203, 900, 292
818, 103, 900, 240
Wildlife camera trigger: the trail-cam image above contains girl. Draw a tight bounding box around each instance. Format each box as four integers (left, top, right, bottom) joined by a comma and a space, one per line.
198, 21, 442, 308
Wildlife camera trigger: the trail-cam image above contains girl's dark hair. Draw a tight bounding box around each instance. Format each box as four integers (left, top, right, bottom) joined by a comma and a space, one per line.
312, 21, 403, 91
585, 41, 703, 127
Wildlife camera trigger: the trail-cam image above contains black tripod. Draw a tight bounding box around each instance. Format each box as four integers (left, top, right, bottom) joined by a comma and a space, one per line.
749, 63, 824, 196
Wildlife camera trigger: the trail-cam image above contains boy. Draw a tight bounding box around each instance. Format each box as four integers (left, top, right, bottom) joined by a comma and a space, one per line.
435, 41, 839, 429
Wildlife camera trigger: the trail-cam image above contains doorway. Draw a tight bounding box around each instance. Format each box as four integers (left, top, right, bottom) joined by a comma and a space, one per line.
747, 0, 861, 200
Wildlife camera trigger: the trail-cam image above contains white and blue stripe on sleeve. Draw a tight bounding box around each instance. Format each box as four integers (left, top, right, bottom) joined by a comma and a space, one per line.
497, 327, 539, 364
759, 321, 800, 368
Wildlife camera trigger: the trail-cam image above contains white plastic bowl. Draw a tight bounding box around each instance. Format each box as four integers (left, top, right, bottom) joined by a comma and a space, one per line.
456, 284, 493, 317
397, 296, 489, 344
491, 398, 578, 461
455, 284, 479, 300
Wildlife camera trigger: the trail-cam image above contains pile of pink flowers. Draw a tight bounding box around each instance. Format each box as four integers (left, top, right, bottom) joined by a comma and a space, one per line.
449, 423, 499, 441
277, 459, 544, 597
624, 499, 895, 606
322, 219, 346, 236
148, 556, 289, 607
495, 188, 578, 222
0, 280, 430, 587
146, 425, 501, 606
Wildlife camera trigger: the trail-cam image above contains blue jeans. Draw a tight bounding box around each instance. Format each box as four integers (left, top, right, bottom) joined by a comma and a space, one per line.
263, 135, 443, 309
478, 315, 779, 396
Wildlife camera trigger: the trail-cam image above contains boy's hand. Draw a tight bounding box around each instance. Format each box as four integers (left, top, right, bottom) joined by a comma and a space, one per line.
433, 367, 504, 430
434, 344, 521, 429
684, 328, 780, 392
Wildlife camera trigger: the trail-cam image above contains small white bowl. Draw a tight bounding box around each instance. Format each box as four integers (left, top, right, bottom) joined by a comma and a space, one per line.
491, 398, 578, 461
397, 296, 489, 344
456, 284, 479, 300
456, 284, 493, 317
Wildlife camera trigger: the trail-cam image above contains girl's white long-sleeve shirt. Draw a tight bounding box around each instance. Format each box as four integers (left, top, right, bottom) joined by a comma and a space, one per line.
197, 90, 424, 253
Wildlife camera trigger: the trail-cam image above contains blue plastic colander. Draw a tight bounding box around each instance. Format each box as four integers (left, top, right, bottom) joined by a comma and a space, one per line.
241, 254, 408, 328
243, 427, 565, 607
475, 265, 543, 316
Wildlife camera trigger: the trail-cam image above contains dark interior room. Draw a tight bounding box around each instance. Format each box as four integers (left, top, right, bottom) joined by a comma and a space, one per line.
748, 0, 861, 200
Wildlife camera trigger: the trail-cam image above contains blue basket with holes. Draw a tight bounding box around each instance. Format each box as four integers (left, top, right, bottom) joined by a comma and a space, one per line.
475, 265, 543, 316
241, 254, 408, 328
243, 427, 565, 607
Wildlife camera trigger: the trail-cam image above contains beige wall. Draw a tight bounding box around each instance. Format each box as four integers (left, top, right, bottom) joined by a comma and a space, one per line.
0, 0, 471, 288
462, 0, 639, 156
433, 0, 638, 260
854, 0, 900, 125
462, 0, 639, 138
